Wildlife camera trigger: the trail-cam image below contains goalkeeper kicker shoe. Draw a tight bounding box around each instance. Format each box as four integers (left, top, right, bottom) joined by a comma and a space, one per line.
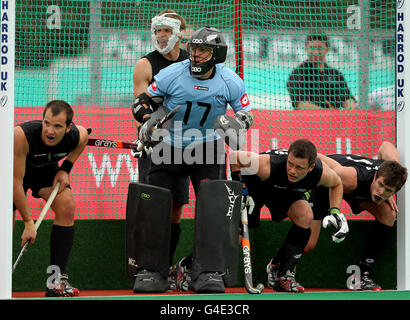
133, 269, 169, 293
273, 270, 304, 293
45, 274, 80, 297
190, 272, 226, 294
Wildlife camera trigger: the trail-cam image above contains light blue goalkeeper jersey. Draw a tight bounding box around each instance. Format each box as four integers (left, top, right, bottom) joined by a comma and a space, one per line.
147, 59, 252, 148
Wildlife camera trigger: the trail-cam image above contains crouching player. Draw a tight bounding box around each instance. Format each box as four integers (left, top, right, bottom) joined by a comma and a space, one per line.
305, 141, 407, 290
229, 139, 344, 292
13, 100, 89, 297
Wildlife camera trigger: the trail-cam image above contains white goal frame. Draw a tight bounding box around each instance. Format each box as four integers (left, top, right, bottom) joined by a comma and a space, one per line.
396, 0, 410, 291
0, 1, 409, 299
0, 0, 15, 299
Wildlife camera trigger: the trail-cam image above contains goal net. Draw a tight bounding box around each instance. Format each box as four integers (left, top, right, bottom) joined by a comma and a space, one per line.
13, 0, 396, 220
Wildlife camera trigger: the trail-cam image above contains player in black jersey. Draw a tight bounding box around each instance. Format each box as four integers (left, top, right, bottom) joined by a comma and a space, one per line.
304, 141, 407, 290
229, 139, 344, 292
13, 100, 89, 297
131, 10, 190, 288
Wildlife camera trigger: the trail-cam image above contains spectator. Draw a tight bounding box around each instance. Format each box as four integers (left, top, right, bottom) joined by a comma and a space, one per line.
287, 33, 357, 110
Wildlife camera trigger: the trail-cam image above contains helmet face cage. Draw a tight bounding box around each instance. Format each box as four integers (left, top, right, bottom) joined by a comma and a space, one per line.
188, 27, 228, 78
151, 14, 182, 54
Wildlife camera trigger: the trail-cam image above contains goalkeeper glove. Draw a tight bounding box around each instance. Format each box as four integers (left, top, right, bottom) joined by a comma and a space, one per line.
214, 110, 253, 150
322, 207, 349, 243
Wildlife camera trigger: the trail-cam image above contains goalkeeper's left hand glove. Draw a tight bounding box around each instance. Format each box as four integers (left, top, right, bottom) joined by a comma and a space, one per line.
322, 207, 349, 243
214, 110, 253, 150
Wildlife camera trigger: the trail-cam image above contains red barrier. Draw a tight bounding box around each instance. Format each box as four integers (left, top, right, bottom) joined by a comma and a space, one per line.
15, 108, 395, 220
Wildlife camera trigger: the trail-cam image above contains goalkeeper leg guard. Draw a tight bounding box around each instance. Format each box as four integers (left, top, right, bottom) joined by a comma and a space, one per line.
222, 189, 242, 288
190, 180, 242, 292
126, 182, 172, 292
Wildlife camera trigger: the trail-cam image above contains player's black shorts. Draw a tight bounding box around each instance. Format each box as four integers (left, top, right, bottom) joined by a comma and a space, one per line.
308, 186, 329, 220
309, 186, 366, 220
147, 140, 226, 197
244, 175, 309, 227
13, 164, 70, 210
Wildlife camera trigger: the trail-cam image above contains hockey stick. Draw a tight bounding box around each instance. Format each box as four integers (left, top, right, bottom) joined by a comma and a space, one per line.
12, 182, 61, 274
241, 205, 264, 294
86, 105, 181, 151
87, 138, 138, 149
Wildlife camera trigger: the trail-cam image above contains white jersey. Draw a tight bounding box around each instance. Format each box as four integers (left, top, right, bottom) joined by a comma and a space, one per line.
147, 59, 251, 148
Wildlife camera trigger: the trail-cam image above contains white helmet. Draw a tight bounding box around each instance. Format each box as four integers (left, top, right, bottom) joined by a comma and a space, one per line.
151, 14, 182, 54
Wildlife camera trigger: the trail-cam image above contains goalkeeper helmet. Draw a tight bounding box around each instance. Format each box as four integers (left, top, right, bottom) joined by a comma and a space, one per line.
187, 27, 227, 78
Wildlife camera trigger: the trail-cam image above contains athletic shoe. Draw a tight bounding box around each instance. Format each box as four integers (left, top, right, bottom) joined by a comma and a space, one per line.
176, 257, 192, 291
273, 270, 304, 293
45, 274, 80, 297
190, 272, 226, 293
266, 259, 280, 289
168, 265, 177, 291
360, 272, 382, 291
133, 269, 169, 293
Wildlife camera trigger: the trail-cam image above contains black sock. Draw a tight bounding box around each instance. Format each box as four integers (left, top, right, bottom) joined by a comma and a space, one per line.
169, 223, 181, 266
277, 224, 311, 277
50, 225, 75, 274
271, 246, 285, 266
360, 220, 393, 273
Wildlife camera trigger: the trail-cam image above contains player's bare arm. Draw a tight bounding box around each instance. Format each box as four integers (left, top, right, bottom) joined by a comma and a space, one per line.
318, 161, 343, 210
229, 151, 270, 181
13, 126, 37, 245
319, 161, 349, 243
377, 141, 399, 162
133, 58, 152, 97
318, 153, 357, 193
53, 125, 89, 193
132, 58, 152, 128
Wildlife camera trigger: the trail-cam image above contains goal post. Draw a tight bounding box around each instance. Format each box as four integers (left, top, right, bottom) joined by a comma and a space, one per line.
0, 0, 15, 299
396, 0, 409, 291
